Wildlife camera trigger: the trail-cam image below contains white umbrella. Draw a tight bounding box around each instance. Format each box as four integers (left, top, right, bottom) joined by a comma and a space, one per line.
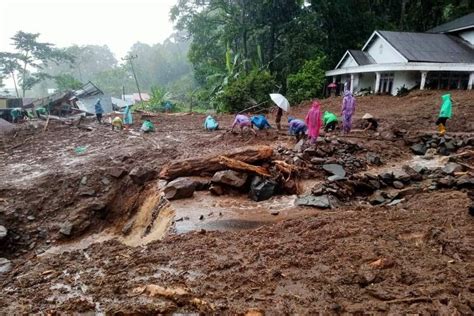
270, 93, 290, 112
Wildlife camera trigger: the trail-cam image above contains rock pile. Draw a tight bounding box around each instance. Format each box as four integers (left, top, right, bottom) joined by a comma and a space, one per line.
301, 160, 474, 208
275, 137, 374, 176
409, 134, 474, 156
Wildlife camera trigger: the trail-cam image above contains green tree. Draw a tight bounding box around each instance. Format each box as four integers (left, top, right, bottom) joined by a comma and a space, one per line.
0, 52, 22, 97
287, 56, 327, 104
5, 31, 74, 97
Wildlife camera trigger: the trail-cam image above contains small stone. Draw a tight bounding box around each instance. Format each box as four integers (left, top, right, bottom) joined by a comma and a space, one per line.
328, 175, 346, 182
80, 176, 88, 185
27, 216, 35, 221
442, 162, 463, 175
370, 191, 385, 205
199, 215, 204, 220
387, 199, 404, 206
437, 176, 455, 188
392, 181, 404, 189
366, 152, 382, 166
270, 211, 279, 216
0, 225, 7, 239
59, 222, 73, 236
293, 139, 305, 152
79, 189, 96, 197
209, 184, 224, 196
311, 157, 326, 165
107, 167, 127, 178
101, 177, 111, 185
295, 195, 331, 209
0, 258, 12, 274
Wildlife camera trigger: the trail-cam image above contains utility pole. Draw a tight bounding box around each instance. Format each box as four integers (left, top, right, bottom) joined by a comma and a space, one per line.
122, 54, 144, 104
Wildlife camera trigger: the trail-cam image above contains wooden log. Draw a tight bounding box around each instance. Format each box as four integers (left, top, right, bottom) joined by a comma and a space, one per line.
217, 156, 271, 177
159, 146, 273, 180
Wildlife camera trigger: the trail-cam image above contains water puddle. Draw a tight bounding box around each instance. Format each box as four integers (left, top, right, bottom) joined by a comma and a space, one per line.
367, 154, 448, 175
171, 192, 317, 233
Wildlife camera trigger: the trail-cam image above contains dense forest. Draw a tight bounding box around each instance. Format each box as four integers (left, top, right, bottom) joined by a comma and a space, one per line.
0, 0, 472, 112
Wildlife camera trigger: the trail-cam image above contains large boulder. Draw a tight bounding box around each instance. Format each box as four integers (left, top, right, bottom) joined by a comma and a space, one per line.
323, 164, 346, 178
129, 166, 157, 185
411, 143, 427, 156
164, 178, 196, 200
249, 176, 277, 202
212, 170, 248, 188
295, 195, 331, 209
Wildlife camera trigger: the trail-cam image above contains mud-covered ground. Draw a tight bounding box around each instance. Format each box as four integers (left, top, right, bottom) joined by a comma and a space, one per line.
0, 90, 473, 314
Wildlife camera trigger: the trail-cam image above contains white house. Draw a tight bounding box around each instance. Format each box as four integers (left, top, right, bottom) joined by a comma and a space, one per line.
326, 13, 474, 95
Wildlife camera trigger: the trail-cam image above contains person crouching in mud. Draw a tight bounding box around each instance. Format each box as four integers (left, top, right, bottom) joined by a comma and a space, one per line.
231, 114, 257, 136
362, 113, 378, 132
288, 117, 307, 142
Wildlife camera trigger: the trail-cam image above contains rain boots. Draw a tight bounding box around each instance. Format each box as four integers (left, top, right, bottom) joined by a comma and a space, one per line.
438, 123, 446, 136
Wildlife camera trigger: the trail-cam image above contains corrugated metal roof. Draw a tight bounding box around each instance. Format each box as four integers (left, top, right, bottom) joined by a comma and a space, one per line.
377, 31, 474, 63
348, 50, 375, 65
429, 12, 474, 33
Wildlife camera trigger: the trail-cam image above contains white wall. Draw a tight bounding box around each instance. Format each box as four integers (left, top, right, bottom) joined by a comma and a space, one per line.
391, 71, 419, 95
459, 29, 474, 45
366, 35, 406, 64
340, 55, 358, 68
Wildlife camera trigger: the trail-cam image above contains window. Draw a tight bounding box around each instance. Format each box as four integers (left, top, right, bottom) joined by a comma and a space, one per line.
379, 73, 394, 94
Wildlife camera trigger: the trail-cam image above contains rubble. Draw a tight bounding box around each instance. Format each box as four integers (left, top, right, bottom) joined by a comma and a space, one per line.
0, 258, 12, 274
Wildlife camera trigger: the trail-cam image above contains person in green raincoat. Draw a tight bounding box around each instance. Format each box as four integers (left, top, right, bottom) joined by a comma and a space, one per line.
436, 93, 455, 136
123, 104, 133, 128
10, 108, 22, 123
323, 111, 338, 132
140, 119, 155, 133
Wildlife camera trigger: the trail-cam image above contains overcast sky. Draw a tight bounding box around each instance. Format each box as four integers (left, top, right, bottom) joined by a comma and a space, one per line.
0, 0, 178, 59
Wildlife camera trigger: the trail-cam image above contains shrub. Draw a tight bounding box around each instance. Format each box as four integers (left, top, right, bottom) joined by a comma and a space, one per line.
215, 70, 276, 113
286, 56, 326, 104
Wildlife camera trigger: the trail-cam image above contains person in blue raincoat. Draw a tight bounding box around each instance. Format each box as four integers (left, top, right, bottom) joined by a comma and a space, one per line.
204, 115, 219, 131
94, 99, 104, 123
250, 114, 272, 130
288, 116, 307, 141
123, 104, 133, 128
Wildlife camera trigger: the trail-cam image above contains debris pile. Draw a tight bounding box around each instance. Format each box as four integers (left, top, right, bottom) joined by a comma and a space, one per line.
301, 154, 473, 209
409, 134, 474, 156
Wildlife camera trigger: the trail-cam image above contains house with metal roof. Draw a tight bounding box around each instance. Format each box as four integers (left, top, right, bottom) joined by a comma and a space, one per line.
326, 13, 474, 95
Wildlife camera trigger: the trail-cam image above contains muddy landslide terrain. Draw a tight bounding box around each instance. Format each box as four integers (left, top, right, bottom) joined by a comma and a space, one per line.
0, 90, 473, 314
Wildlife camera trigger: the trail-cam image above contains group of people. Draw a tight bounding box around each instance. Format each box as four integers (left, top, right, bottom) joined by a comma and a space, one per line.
94, 99, 154, 133
208, 90, 377, 145
92, 92, 455, 140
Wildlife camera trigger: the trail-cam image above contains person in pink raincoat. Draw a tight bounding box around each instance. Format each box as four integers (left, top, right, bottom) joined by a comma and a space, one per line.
341, 90, 356, 134
305, 100, 322, 144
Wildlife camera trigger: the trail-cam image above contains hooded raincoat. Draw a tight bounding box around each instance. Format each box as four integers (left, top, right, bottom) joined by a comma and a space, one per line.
342, 91, 356, 134
439, 94, 452, 119
204, 115, 219, 130
305, 101, 322, 143
123, 105, 133, 125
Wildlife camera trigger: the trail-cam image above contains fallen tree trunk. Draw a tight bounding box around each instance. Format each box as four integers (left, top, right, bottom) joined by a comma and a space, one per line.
218, 156, 271, 177
159, 146, 273, 180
